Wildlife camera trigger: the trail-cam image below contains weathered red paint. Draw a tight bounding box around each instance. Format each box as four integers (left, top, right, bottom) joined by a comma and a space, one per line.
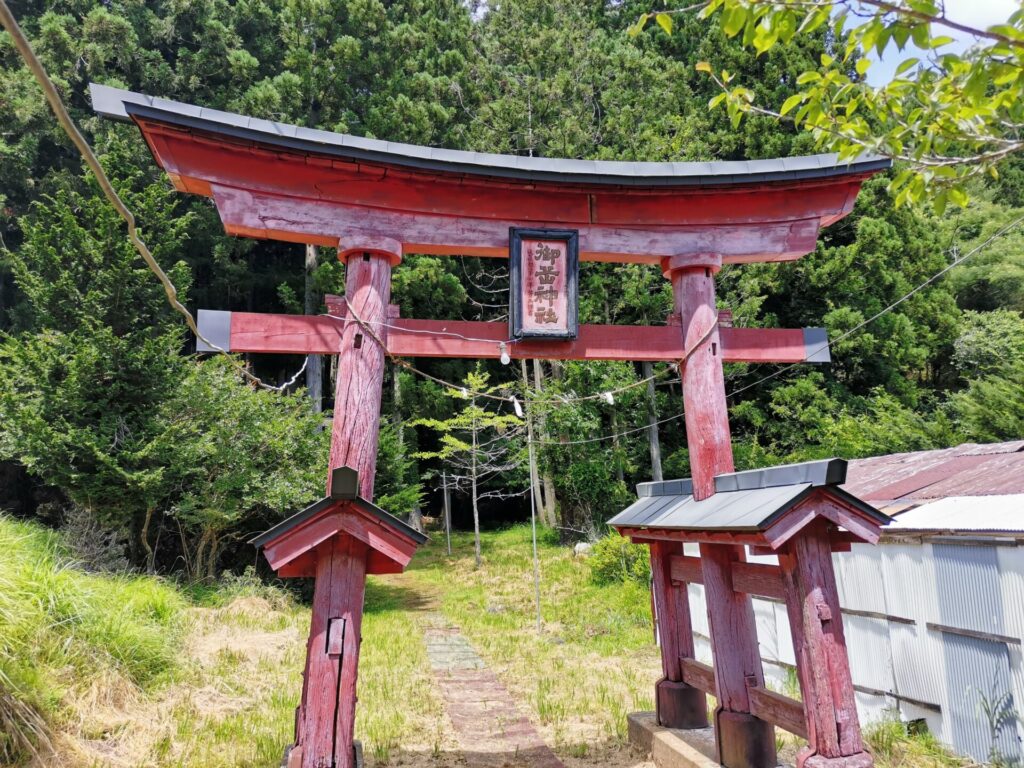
666, 256, 733, 501
136, 119, 866, 229
779, 519, 872, 768
259, 503, 420, 576
650, 541, 708, 729
220, 311, 820, 363
327, 250, 396, 499
669, 555, 786, 601
300, 535, 368, 768
211, 184, 824, 264
698, 544, 766, 714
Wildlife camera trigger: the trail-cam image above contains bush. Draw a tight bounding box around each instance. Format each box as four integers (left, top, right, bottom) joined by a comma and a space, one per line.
587, 534, 650, 585
0, 516, 186, 764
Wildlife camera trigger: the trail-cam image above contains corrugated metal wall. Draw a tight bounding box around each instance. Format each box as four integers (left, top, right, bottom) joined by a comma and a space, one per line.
682, 540, 1024, 763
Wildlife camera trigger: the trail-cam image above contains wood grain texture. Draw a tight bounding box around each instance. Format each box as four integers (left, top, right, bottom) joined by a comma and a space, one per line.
680, 658, 717, 695
779, 519, 866, 762
763, 491, 883, 550
670, 265, 733, 501
650, 541, 697, 681
136, 122, 873, 251
327, 251, 393, 499
221, 311, 823, 363
669, 555, 785, 601
699, 543, 765, 714
212, 185, 824, 264
297, 536, 369, 768
747, 685, 808, 740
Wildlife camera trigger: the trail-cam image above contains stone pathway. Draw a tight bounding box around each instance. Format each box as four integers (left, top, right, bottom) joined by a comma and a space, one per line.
421, 612, 565, 768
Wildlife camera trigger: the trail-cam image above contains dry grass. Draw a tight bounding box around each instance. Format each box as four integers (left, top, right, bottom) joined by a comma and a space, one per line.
5, 518, 976, 768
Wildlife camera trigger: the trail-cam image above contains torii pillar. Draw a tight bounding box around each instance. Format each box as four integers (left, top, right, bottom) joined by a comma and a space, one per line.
658, 251, 775, 766
296, 238, 401, 768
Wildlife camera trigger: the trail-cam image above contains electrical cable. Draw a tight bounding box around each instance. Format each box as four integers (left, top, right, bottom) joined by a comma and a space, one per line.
529, 215, 1024, 447
0, 2, 304, 393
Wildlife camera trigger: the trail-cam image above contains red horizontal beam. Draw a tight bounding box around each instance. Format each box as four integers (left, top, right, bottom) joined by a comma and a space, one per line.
212, 185, 823, 265
198, 310, 830, 364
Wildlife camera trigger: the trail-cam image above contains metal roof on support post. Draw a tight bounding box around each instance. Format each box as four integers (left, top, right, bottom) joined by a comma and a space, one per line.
250, 466, 427, 578
609, 458, 891, 551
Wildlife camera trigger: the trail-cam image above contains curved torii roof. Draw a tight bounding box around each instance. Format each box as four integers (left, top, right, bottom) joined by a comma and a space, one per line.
90, 83, 891, 264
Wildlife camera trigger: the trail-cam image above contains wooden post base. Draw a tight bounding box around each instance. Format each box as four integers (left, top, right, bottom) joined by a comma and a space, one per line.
715, 710, 777, 768
799, 748, 873, 768
656, 677, 709, 729
283, 742, 364, 768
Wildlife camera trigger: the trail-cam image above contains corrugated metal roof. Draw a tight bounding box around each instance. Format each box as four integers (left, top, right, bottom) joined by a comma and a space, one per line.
888, 495, 1024, 533
89, 83, 892, 188
843, 441, 1024, 502
613, 458, 887, 532
609, 483, 813, 531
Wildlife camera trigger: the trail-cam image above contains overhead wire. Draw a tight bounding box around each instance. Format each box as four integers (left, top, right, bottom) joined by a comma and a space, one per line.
0, 2, 303, 393
529, 215, 1024, 446
330, 303, 684, 404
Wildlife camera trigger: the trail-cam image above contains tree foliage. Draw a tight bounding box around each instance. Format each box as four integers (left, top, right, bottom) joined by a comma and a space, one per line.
635, 0, 1024, 210
0, 0, 1021, 574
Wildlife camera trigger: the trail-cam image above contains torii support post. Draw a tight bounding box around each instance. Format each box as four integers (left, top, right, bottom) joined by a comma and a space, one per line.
651, 539, 709, 729
779, 518, 871, 768
661, 253, 776, 768
294, 239, 400, 768
326, 239, 401, 497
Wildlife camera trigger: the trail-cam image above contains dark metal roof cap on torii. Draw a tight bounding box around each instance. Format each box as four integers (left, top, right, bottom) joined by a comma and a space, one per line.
608, 458, 891, 532
90, 83, 891, 188
248, 466, 427, 549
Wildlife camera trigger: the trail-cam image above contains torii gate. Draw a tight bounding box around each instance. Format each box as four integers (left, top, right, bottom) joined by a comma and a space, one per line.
91, 83, 890, 768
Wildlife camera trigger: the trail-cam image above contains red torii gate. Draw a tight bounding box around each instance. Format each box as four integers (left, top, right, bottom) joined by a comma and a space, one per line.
91, 83, 890, 768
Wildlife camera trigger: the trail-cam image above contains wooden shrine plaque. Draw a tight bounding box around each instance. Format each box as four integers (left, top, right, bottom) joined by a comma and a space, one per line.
509, 227, 579, 340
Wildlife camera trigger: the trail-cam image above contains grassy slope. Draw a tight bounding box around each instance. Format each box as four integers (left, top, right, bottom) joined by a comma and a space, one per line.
0, 517, 973, 768
0, 515, 185, 764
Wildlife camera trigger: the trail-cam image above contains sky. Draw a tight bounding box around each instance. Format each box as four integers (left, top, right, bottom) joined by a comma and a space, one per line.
865, 0, 1022, 84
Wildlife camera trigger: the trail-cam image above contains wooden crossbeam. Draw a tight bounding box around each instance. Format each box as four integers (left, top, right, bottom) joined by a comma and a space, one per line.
747, 685, 808, 740
680, 658, 717, 695
197, 309, 831, 364
669, 554, 786, 601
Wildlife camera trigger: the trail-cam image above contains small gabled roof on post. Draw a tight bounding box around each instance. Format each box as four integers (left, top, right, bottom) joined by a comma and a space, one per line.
251, 466, 427, 577
609, 458, 891, 551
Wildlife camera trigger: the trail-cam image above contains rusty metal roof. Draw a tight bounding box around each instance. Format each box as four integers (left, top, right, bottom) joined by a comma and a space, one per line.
842, 441, 1024, 504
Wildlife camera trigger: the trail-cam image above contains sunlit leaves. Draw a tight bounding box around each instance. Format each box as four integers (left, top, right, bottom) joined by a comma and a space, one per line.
640, 0, 1024, 212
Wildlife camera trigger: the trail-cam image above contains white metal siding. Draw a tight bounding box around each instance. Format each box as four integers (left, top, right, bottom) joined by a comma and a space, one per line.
889, 622, 944, 705
933, 543, 1004, 635
833, 544, 888, 614
939, 632, 1021, 763
845, 614, 895, 693
880, 543, 936, 622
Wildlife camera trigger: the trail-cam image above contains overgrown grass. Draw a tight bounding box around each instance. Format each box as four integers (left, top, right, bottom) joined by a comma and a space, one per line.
407, 525, 660, 753
0, 514, 185, 763
866, 718, 976, 768
0, 517, 982, 768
